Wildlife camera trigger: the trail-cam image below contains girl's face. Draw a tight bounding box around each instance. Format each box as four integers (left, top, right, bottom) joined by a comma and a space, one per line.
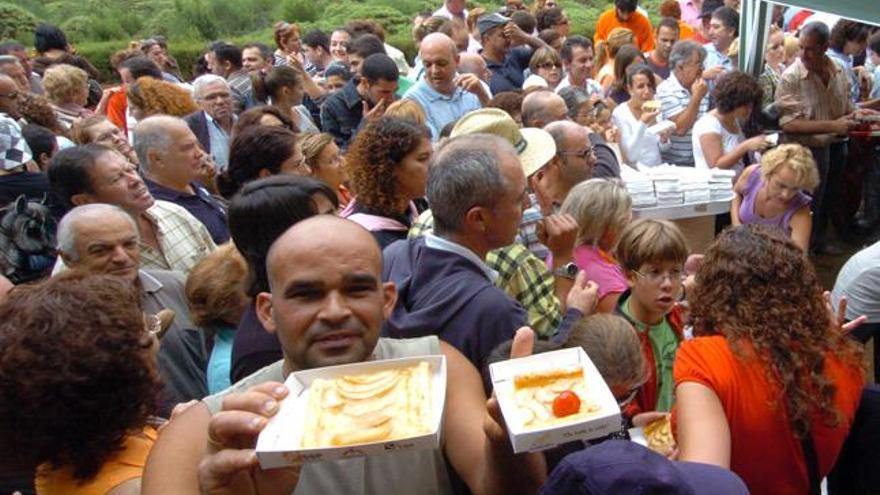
627, 73, 654, 103
573, 102, 594, 127
330, 31, 351, 62
395, 138, 433, 203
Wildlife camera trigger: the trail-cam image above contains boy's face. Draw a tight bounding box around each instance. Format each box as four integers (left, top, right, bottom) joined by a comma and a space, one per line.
626, 260, 684, 319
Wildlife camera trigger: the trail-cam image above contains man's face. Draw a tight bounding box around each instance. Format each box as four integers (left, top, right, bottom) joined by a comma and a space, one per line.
421, 43, 458, 94
545, 96, 570, 125
325, 75, 348, 93
152, 123, 205, 184
76, 151, 155, 213
242, 47, 268, 72
566, 46, 594, 84
146, 44, 167, 68
206, 51, 226, 76
709, 17, 735, 50
303, 45, 327, 69
0, 62, 29, 92
0, 78, 20, 119
655, 26, 678, 60
197, 80, 233, 121
486, 150, 529, 249
558, 128, 595, 186
365, 78, 398, 106
676, 52, 704, 87
348, 54, 364, 75
257, 224, 397, 370
66, 214, 140, 282
9, 49, 31, 75
483, 26, 511, 55
799, 32, 828, 73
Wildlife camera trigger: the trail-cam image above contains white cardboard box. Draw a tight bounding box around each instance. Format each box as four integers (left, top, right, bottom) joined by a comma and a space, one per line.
255, 355, 447, 469
489, 348, 621, 454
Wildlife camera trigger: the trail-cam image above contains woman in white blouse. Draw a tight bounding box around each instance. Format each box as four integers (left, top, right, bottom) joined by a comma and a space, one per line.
692, 71, 769, 177
611, 64, 670, 168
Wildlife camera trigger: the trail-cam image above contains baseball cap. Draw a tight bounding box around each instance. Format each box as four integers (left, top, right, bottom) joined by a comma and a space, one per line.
478, 12, 511, 37
0, 114, 32, 171
450, 108, 556, 178
540, 440, 749, 495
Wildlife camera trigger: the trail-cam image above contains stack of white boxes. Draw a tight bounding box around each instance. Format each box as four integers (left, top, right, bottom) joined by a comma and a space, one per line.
620, 166, 656, 207
620, 164, 735, 207
708, 169, 736, 201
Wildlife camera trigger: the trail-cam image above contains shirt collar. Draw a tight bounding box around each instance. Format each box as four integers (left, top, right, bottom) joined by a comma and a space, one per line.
424, 233, 498, 282
138, 269, 162, 294
204, 111, 236, 127
795, 56, 841, 80
418, 80, 463, 102
342, 79, 364, 109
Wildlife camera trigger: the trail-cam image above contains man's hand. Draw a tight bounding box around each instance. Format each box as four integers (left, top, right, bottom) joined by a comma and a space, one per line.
566, 271, 599, 315
455, 73, 490, 104
537, 213, 578, 261
832, 114, 860, 135
690, 77, 709, 101
197, 382, 300, 495
364, 99, 387, 122
503, 22, 530, 45
823, 291, 867, 335
701, 65, 726, 81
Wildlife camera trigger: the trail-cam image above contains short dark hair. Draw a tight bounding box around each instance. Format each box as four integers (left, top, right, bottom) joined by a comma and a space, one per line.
657, 16, 680, 34
615, 0, 639, 13
228, 175, 338, 296
624, 63, 656, 90
34, 24, 68, 54
511, 10, 538, 34
119, 56, 162, 80
800, 21, 830, 46
711, 6, 739, 36
869, 32, 880, 56
219, 126, 299, 199
0, 40, 25, 55
324, 63, 353, 81
829, 20, 870, 52
21, 124, 56, 160
561, 35, 593, 64
241, 42, 272, 62
302, 29, 330, 53
713, 70, 762, 114
47, 144, 115, 210
535, 7, 564, 32
212, 43, 243, 70
361, 53, 398, 83
349, 34, 386, 59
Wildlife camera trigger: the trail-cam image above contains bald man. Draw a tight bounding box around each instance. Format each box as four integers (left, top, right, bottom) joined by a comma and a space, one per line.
404, 33, 486, 139
142, 215, 551, 495
521, 90, 569, 128
134, 116, 229, 244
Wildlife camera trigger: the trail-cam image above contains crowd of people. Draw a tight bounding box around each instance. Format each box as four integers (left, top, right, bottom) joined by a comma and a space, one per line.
0, 0, 879, 494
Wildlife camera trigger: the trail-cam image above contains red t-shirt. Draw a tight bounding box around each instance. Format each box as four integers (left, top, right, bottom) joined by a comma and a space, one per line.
674, 335, 863, 495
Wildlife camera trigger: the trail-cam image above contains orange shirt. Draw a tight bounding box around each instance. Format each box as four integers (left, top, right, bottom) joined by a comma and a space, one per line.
105, 87, 128, 136
594, 9, 655, 52
35, 426, 157, 495
678, 21, 696, 41
674, 336, 863, 495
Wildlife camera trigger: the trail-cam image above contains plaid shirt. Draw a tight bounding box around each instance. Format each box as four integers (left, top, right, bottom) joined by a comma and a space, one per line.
409, 210, 562, 337
140, 200, 217, 274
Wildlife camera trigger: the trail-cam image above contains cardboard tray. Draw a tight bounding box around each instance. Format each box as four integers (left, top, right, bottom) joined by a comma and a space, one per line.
255, 355, 447, 469
489, 348, 621, 454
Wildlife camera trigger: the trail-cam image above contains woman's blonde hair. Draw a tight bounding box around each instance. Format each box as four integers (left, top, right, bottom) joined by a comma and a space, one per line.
594, 27, 635, 77
185, 243, 249, 328
783, 33, 799, 61
300, 132, 335, 170
564, 314, 648, 390
561, 178, 632, 246
760, 143, 820, 192
384, 99, 427, 126
42, 64, 88, 105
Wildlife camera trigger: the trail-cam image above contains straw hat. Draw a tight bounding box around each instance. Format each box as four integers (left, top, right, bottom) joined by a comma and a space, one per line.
450, 108, 556, 177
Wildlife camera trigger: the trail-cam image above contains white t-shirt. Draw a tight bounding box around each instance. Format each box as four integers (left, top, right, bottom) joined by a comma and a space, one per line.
611, 102, 664, 168
692, 113, 745, 175
832, 240, 880, 322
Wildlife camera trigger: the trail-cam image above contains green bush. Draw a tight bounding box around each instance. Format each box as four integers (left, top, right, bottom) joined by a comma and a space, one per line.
0, 3, 39, 43
281, 0, 324, 24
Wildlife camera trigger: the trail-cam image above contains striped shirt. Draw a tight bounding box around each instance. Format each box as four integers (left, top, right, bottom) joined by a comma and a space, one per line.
657, 72, 708, 167
776, 57, 854, 148
139, 200, 217, 274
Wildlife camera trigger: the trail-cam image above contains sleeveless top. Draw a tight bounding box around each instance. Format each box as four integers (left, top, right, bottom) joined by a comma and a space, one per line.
203, 336, 453, 495
738, 168, 811, 236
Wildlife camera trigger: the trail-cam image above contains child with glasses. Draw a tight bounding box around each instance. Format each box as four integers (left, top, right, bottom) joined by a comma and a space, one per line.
614, 218, 689, 415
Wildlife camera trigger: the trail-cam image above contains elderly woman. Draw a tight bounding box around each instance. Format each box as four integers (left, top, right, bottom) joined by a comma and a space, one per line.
342, 116, 432, 248
301, 132, 351, 207
560, 178, 633, 313
41, 63, 93, 129
692, 71, 769, 176
71, 114, 139, 165
126, 76, 198, 120
731, 143, 818, 252
0, 273, 162, 495
523, 47, 564, 90
558, 86, 595, 127
674, 225, 864, 494
217, 125, 306, 199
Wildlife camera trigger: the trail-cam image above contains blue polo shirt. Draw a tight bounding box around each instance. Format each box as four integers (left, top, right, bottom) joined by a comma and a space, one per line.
403, 80, 482, 139
145, 179, 229, 244
485, 46, 533, 94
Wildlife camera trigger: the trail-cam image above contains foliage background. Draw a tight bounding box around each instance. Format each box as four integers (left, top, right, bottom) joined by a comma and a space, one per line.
6, 0, 659, 82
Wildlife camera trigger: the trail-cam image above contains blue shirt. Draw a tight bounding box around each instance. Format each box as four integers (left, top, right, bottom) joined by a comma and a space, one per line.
207, 326, 236, 394
204, 113, 231, 172
403, 80, 482, 139
145, 179, 230, 244
827, 49, 860, 104
485, 46, 533, 94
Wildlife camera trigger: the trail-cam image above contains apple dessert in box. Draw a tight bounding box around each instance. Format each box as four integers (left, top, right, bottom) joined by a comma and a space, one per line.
256, 355, 446, 469
490, 348, 621, 453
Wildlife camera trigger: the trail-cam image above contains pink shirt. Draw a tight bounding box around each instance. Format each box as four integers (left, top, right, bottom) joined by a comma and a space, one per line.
679, 0, 703, 30
572, 245, 628, 299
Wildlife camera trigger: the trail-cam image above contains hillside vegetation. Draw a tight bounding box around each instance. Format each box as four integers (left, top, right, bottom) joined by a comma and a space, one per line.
8, 0, 659, 81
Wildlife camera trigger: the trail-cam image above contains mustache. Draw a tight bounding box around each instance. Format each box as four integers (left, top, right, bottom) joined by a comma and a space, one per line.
305, 320, 367, 340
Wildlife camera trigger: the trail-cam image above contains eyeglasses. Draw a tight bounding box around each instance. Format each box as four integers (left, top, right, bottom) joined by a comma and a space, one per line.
559, 145, 595, 159
632, 268, 684, 284
536, 62, 562, 70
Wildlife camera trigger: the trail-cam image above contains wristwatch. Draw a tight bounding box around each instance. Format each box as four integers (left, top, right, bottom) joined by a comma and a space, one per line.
553, 262, 579, 279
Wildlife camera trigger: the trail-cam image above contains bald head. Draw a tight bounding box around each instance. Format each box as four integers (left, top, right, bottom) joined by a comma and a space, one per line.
57, 203, 137, 259
133, 115, 185, 168
545, 120, 589, 150
522, 90, 569, 128
133, 115, 204, 185
56, 203, 141, 282
420, 33, 460, 94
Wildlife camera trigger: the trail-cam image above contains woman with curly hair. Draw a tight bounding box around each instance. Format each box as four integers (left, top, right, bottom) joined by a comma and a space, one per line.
217, 125, 306, 199
126, 76, 198, 121
300, 132, 351, 207
342, 116, 432, 248
18, 92, 69, 137
41, 63, 93, 130
674, 225, 864, 495
0, 273, 163, 495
